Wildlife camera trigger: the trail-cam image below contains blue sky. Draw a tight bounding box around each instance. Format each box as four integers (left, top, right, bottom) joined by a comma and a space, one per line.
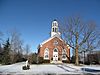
0, 0, 100, 53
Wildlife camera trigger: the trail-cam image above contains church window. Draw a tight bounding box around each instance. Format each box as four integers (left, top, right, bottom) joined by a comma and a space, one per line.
44, 48, 49, 59
53, 28, 54, 32
53, 40, 58, 46
55, 28, 58, 32
54, 48, 58, 52
62, 49, 67, 60
54, 23, 57, 26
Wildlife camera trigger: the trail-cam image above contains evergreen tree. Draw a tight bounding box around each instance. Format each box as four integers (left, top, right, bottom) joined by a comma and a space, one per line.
2, 38, 11, 65
0, 44, 3, 63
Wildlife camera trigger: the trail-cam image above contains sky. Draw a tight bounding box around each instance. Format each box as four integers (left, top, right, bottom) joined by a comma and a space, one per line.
0, 0, 100, 54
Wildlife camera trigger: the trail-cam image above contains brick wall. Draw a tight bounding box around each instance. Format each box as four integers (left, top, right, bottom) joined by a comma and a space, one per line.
38, 37, 70, 62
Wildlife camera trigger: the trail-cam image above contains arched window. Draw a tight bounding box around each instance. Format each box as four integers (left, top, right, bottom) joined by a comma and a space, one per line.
62, 49, 67, 60
52, 28, 54, 32
63, 49, 66, 53
44, 48, 49, 59
54, 48, 58, 52
53, 22, 57, 26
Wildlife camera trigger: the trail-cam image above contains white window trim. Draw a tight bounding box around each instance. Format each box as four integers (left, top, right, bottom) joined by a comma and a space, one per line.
62, 49, 67, 60
44, 48, 49, 60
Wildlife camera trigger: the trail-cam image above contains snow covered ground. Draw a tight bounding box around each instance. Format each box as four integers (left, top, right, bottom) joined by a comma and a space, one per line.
0, 62, 100, 75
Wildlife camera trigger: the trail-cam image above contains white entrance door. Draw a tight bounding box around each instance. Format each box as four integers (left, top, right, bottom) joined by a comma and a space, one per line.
53, 48, 58, 62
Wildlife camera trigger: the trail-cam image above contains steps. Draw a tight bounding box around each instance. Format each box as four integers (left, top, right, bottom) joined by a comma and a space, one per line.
50, 61, 62, 63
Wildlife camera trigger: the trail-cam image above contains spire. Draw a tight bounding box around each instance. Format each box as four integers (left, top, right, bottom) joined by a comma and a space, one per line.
51, 19, 61, 37
53, 19, 57, 21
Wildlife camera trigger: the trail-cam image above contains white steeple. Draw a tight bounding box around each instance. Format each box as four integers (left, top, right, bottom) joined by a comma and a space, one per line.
51, 19, 61, 37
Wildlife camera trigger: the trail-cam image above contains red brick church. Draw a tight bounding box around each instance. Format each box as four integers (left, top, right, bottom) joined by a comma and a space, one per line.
38, 20, 70, 63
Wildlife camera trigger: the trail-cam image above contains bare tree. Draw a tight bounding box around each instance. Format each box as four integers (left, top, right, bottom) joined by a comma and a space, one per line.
59, 16, 100, 65
0, 31, 3, 43
9, 29, 23, 63
25, 44, 30, 60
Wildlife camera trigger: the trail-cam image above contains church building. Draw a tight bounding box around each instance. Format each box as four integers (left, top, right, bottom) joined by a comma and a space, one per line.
38, 20, 70, 63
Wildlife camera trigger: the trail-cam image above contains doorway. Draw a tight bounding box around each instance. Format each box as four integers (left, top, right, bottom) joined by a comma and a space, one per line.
53, 48, 58, 62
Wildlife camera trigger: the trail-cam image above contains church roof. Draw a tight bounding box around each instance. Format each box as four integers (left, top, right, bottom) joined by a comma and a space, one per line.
39, 35, 64, 48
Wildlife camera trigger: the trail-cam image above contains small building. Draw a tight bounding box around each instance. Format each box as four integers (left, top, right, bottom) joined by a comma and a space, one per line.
38, 20, 70, 63
87, 51, 100, 64
79, 50, 100, 64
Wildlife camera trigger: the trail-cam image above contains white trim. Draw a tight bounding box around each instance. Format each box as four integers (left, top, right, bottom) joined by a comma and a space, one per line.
40, 35, 63, 47
53, 48, 58, 61
62, 49, 67, 60
44, 48, 49, 60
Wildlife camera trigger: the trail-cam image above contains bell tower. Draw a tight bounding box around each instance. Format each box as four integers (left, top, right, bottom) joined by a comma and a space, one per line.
51, 19, 61, 37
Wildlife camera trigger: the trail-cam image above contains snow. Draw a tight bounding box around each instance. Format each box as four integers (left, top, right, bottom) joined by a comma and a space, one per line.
0, 62, 100, 74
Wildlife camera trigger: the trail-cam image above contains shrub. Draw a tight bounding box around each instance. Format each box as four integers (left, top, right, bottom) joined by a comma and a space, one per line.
38, 57, 44, 64
22, 65, 27, 70
70, 56, 75, 63
44, 60, 50, 63
51, 57, 53, 60
58, 58, 60, 60
28, 53, 37, 64
62, 60, 67, 63
22, 65, 30, 70
84, 61, 90, 65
